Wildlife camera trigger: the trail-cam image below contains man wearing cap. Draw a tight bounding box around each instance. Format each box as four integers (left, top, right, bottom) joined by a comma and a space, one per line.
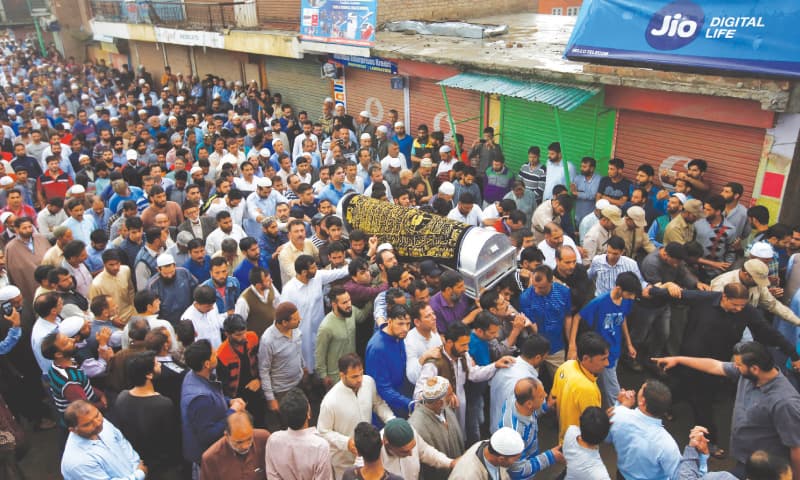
391, 121, 413, 163
167, 230, 194, 266
379, 417, 454, 478
711, 259, 800, 327
409, 376, 465, 480
145, 253, 198, 326
355, 110, 376, 142
416, 321, 514, 433
375, 124, 390, 159
617, 205, 656, 261
663, 198, 704, 245
582, 204, 621, 263
449, 426, 524, 480
648, 193, 685, 248
318, 352, 395, 478
654, 281, 800, 453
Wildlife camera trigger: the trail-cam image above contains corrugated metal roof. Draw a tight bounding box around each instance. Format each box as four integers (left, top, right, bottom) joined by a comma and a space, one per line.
438, 72, 600, 112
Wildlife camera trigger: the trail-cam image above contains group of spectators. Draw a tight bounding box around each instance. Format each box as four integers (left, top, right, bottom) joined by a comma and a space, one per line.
0, 35, 799, 480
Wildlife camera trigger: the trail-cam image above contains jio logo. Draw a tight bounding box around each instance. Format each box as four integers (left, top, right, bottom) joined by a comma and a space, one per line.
645, 0, 705, 50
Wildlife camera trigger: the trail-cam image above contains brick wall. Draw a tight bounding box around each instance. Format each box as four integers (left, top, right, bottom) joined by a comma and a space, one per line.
377, 0, 536, 23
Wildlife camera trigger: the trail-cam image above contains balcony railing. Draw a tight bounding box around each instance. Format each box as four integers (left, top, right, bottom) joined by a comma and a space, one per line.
89, 0, 260, 30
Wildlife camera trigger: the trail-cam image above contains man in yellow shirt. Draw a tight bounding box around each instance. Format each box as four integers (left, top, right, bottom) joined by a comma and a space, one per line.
551, 331, 609, 442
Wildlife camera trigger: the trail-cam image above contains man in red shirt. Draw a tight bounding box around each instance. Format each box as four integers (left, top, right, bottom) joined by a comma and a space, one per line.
37, 155, 73, 207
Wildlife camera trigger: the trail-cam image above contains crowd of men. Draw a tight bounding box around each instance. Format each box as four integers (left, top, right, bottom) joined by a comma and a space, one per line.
0, 36, 800, 480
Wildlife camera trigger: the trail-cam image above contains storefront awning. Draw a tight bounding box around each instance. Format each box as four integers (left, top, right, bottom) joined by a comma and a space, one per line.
437, 72, 600, 112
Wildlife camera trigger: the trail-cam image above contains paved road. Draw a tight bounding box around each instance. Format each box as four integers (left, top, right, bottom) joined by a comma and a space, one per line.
19, 365, 737, 479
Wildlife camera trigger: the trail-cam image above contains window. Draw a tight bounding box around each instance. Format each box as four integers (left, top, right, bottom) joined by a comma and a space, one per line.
551, 7, 563, 15
567, 6, 580, 15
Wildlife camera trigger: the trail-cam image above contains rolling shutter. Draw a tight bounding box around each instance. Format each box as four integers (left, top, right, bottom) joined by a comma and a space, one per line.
409, 77, 480, 147
614, 110, 764, 205
132, 40, 165, 86
344, 69, 404, 126
163, 44, 192, 81
194, 48, 247, 84
263, 56, 331, 118
500, 92, 615, 174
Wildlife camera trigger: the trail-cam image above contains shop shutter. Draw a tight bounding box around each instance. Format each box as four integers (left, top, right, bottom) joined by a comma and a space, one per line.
163, 45, 192, 83
195, 48, 247, 84
345, 69, 404, 127
263, 56, 331, 119
500, 93, 615, 175
255, 0, 299, 30
133, 40, 166, 86
614, 110, 764, 205
409, 78, 480, 149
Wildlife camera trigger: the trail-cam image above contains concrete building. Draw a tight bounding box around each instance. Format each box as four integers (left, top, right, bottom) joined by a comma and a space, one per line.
79, 2, 800, 225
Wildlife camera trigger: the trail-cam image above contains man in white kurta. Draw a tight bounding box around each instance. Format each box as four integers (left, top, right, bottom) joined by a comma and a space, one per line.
317, 359, 394, 479
180, 290, 226, 349
380, 419, 452, 480
280, 258, 348, 371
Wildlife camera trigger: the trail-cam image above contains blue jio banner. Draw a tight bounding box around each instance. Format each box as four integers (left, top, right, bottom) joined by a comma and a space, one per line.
565, 0, 800, 78
301, 0, 377, 47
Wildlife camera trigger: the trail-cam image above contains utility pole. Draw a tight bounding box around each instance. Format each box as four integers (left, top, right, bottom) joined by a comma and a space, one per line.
24, 0, 47, 57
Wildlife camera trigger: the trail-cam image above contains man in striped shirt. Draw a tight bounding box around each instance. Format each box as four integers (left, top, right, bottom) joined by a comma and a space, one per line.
518, 146, 547, 205
498, 377, 562, 478
588, 236, 647, 296
41, 330, 106, 423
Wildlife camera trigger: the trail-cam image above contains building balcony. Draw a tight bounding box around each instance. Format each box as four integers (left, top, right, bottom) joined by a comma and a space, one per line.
88, 0, 296, 31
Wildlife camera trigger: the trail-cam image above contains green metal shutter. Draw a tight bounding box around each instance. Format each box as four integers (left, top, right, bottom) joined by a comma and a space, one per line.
264, 56, 332, 118
500, 92, 616, 175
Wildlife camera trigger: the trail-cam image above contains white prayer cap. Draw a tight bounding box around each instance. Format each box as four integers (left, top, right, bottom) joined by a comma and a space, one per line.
490, 427, 525, 456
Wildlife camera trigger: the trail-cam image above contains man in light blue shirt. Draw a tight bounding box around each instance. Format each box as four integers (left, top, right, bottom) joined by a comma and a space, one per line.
61, 400, 147, 480
499, 377, 562, 479
606, 380, 681, 480
588, 238, 647, 297
571, 157, 601, 224
317, 164, 355, 208
244, 176, 287, 238
61, 197, 97, 244
489, 334, 550, 432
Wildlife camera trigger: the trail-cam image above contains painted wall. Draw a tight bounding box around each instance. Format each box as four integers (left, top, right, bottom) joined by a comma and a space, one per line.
538, 0, 582, 15
752, 113, 800, 224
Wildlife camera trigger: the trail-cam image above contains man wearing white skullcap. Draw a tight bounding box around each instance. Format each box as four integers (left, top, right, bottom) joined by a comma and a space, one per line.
408, 376, 465, 480
449, 427, 525, 479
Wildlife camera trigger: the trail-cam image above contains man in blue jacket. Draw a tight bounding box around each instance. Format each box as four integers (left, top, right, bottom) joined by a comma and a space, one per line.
180, 339, 246, 477
366, 304, 413, 419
